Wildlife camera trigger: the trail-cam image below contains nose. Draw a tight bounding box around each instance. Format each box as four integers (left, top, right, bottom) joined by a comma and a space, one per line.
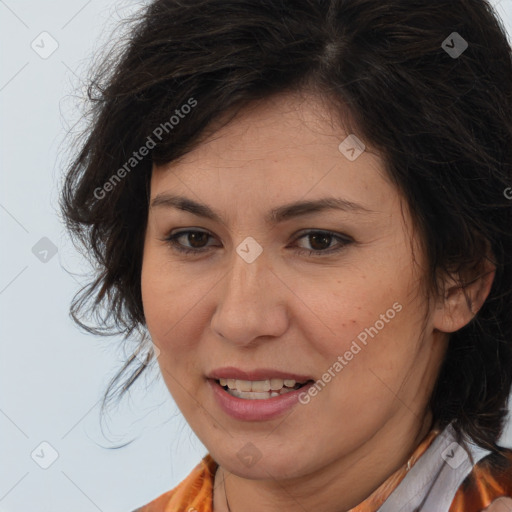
210, 248, 289, 346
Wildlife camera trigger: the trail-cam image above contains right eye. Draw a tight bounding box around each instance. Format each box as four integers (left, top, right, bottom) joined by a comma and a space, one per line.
163, 229, 218, 255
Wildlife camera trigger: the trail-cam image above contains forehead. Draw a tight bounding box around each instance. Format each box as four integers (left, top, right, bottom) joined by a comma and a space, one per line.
217, 93, 364, 161
148, 90, 403, 230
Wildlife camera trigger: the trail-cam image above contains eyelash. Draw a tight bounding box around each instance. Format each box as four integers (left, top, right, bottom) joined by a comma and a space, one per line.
162, 229, 352, 257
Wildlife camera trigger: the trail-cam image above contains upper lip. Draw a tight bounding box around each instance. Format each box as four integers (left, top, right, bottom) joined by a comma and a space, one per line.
207, 366, 314, 382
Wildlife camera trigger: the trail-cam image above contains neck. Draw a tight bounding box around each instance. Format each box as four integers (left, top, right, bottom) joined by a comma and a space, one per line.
214, 411, 434, 512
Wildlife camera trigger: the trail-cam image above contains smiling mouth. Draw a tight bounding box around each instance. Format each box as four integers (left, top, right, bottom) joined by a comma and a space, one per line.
216, 378, 313, 399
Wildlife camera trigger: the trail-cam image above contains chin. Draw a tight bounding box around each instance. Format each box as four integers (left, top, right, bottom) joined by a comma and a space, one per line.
211, 443, 312, 480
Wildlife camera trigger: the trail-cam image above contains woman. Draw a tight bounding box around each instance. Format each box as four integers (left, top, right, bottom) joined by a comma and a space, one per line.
61, 0, 512, 510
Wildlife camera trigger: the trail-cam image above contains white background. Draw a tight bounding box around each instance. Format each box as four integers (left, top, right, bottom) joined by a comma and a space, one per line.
1, 1, 512, 510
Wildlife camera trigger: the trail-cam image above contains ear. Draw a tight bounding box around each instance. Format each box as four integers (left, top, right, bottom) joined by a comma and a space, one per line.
432, 254, 496, 334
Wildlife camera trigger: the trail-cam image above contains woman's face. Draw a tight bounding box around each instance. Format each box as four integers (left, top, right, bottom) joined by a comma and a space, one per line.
141, 91, 449, 480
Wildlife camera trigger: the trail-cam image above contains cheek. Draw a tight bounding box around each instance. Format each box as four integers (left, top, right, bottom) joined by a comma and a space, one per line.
141, 249, 168, 338
140, 243, 215, 369
305, 267, 424, 388
141, 259, 203, 404
297, 270, 402, 349
141, 244, 187, 349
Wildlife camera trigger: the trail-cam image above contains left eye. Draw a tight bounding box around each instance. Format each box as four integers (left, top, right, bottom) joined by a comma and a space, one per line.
294, 230, 351, 255
163, 229, 352, 256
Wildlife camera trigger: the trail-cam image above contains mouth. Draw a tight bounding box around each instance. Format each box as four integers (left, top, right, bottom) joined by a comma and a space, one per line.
207, 371, 317, 420
214, 378, 314, 400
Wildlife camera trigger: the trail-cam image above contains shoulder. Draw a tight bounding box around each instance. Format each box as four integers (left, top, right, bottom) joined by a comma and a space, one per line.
131, 453, 217, 512
449, 447, 512, 512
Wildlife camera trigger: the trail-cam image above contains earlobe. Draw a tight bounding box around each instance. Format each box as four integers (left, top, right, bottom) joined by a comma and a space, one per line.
432, 259, 496, 334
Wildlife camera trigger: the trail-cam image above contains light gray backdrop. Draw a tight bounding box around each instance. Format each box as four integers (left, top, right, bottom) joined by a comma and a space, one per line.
1, 1, 511, 511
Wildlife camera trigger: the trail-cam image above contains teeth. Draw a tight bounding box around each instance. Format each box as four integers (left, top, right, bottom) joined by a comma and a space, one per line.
270, 378, 284, 390
215, 376, 308, 400
251, 379, 270, 392
227, 387, 297, 399
229, 390, 271, 399
218, 378, 300, 392
235, 379, 252, 391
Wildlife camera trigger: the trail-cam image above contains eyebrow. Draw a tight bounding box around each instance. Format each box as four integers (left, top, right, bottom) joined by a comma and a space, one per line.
150, 193, 376, 225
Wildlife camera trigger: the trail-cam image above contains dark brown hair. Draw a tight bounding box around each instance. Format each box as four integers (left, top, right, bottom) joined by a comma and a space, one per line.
61, 0, 512, 451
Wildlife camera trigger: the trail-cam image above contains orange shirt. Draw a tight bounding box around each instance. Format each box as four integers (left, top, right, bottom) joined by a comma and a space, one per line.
132, 429, 512, 512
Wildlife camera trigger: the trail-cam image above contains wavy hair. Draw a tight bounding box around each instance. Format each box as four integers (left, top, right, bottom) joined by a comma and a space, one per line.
61, 0, 512, 451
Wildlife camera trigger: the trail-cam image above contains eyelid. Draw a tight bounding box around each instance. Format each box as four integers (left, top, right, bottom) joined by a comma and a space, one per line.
291, 230, 353, 256
292, 229, 353, 244
161, 228, 219, 250
162, 228, 353, 256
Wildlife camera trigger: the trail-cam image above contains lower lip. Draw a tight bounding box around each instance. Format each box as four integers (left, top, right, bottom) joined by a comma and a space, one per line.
207, 379, 314, 421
